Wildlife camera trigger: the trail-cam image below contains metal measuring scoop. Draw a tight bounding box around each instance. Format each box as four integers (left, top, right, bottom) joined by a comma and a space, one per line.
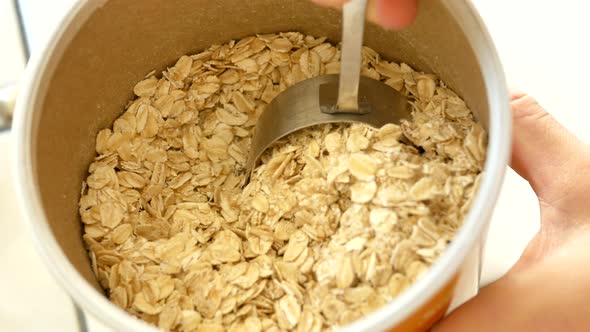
245, 0, 410, 179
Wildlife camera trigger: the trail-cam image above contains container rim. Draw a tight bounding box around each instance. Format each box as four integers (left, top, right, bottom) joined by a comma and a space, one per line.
13, 1, 511, 331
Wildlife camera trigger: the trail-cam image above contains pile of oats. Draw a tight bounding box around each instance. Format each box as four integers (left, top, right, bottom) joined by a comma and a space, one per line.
79, 32, 486, 332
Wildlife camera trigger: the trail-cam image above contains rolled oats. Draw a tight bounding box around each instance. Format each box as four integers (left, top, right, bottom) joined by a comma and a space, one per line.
79, 32, 486, 331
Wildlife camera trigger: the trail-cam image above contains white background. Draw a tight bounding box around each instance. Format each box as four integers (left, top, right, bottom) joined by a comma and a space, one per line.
1, 0, 589, 330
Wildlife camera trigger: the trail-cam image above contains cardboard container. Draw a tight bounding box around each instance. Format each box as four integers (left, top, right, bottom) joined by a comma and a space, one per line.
13, 1, 511, 331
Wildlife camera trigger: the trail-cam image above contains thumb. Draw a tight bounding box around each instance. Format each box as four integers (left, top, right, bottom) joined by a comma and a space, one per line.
432, 242, 590, 332
430, 276, 526, 332
374, 0, 418, 30
508, 91, 590, 263
310, 0, 418, 30
509, 91, 590, 215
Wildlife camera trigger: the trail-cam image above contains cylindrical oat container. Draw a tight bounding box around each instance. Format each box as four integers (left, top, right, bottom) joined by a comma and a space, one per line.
13, 1, 511, 331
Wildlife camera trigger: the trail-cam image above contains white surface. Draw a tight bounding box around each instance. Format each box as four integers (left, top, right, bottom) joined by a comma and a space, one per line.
2, 0, 589, 331
0, 133, 80, 331
0, 0, 25, 82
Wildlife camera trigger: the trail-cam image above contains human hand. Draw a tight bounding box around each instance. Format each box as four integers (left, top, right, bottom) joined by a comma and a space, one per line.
311, 0, 419, 30
433, 92, 590, 331
311, 1, 590, 328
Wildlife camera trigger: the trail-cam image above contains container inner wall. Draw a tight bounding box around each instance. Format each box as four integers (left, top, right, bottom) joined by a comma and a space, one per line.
33, 0, 488, 289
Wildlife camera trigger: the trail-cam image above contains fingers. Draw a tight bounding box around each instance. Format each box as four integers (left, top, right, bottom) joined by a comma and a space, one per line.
311, 0, 418, 29
509, 91, 590, 212
374, 0, 418, 29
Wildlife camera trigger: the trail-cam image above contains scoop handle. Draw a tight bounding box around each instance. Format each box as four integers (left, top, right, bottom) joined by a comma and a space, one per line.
336, 0, 367, 112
